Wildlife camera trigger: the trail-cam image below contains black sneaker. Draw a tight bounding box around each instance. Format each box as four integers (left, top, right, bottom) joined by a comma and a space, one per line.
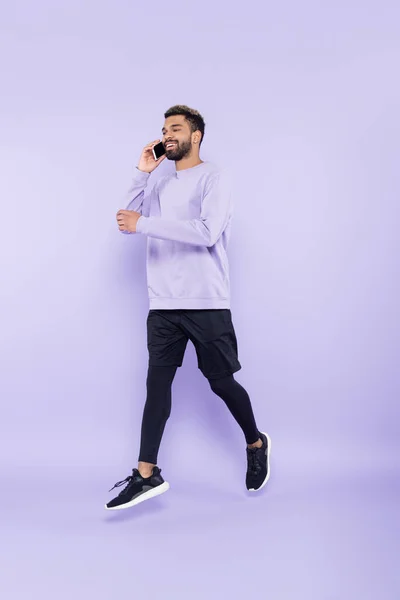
105, 467, 169, 510
246, 432, 271, 492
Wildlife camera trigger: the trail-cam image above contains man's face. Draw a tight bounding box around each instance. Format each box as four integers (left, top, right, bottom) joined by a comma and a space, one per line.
162, 115, 195, 161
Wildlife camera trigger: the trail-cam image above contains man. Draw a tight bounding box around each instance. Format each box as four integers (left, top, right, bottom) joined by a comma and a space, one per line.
107, 105, 271, 510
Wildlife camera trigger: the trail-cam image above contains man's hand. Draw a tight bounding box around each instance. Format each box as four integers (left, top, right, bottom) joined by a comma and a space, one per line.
116, 210, 141, 233
138, 139, 166, 174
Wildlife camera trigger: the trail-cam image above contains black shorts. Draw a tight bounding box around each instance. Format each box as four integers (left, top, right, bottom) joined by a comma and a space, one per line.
146, 309, 242, 380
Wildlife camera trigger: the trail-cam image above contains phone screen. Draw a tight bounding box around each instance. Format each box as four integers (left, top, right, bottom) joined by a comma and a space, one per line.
153, 142, 166, 160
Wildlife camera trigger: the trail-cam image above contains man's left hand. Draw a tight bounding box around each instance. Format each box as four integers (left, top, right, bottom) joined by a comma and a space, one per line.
116, 210, 141, 233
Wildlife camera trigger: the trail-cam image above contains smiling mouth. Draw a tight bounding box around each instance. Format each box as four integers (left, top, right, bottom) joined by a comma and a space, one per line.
165, 142, 177, 149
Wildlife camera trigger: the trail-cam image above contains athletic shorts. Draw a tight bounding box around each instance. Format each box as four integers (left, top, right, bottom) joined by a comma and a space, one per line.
146, 309, 242, 380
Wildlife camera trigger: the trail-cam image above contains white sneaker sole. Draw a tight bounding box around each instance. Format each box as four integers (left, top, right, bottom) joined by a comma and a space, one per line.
105, 481, 170, 511
248, 432, 271, 492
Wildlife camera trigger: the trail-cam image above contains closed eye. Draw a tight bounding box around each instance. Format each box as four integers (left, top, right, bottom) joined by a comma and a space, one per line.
162, 126, 183, 134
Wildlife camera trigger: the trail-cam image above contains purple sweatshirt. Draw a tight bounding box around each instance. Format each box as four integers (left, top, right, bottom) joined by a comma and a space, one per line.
124, 161, 233, 309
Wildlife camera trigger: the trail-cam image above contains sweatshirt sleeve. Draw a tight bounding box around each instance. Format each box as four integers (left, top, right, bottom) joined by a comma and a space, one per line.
136, 170, 232, 247
125, 168, 155, 215
120, 168, 156, 235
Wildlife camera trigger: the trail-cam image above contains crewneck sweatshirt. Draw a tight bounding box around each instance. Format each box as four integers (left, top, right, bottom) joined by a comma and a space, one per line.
125, 161, 233, 309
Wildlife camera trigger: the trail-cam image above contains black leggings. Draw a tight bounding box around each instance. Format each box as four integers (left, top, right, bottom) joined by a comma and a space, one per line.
138, 365, 260, 464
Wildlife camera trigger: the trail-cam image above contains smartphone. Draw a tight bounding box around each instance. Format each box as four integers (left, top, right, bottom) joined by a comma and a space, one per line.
152, 141, 166, 161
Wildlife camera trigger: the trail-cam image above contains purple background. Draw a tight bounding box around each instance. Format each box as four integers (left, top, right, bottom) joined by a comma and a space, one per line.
1, 1, 399, 598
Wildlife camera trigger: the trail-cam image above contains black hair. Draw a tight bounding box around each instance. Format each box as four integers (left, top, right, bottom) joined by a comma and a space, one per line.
164, 105, 206, 146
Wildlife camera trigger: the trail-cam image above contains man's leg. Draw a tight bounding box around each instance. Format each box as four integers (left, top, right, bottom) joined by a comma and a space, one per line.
137, 365, 178, 477
207, 373, 271, 491
207, 374, 262, 446
105, 364, 177, 510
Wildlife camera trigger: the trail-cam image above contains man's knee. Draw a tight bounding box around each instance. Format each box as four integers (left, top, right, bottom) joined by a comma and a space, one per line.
147, 365, 177, 387
208, 374, 235, 394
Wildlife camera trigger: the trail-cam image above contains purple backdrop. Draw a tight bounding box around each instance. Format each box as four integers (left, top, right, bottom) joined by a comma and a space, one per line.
1, 1, 399, 598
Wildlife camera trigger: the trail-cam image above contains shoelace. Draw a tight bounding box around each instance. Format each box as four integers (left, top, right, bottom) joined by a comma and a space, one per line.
247, 448, 262, 475
108, 470, 140, 494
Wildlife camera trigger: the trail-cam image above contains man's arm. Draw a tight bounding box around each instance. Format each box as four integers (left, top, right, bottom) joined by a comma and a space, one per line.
136, 171, 232, 247
119, 169, 158, 235
117, 139, 165, 235
125, 169, 154, 216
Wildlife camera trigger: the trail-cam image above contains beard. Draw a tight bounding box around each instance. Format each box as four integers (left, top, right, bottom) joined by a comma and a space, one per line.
165, 138, 192, 161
